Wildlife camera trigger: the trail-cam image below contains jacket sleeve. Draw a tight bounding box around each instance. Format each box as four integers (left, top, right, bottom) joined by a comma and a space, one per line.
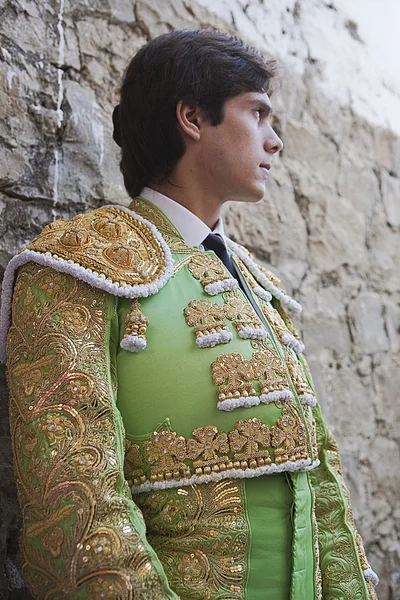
6, 262, 179, 600
303, 356, 379, 599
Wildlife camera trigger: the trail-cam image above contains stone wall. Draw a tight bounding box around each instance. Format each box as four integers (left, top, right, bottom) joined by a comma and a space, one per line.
0, 0, 399, 598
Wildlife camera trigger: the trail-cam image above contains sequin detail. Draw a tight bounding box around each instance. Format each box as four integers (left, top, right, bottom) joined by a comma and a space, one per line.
126, 414, 318, 493
135, 480, 248, 599
212, 350, 293, 411
6, 264, 172, 598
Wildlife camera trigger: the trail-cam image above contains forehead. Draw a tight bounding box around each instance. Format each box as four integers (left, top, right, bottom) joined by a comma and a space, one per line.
228, 91, 273, 111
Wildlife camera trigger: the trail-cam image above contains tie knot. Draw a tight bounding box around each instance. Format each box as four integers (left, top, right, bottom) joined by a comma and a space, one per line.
202, 233, 226, 254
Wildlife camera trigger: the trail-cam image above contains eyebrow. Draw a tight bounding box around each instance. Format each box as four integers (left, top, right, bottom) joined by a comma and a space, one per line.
248, 98, 273, 116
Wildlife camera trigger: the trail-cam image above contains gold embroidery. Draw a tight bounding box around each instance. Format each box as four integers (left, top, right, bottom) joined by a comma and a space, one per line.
187, 426, 230, 474
310, 485, 323, 600
251, 349, 292, 398
211, 350, 292, 405
128, 416, 314, 487
223, 293, 265, 338
6, 263, 169, 598
188, 253, 232, 290
184, 300, 230, 344
135, 479, 248, 599
229, 418, 272, 468
260, 300, 291, 340
270, 407, 308, 464
211, 353, 256, 402
309, 410, 377, 599
144, 431, 190, 483
122, 300, 149, 345
26, 205, 167, 287
284, 347, 315, 399
130, 197, 182, 238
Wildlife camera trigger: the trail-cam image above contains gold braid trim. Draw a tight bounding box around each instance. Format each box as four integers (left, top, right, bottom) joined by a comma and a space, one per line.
6, 263, 176, 599
25, 205, 171, 289
309, 406, 378, 599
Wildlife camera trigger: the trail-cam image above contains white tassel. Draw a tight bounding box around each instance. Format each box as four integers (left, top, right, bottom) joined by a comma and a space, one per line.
196, 331, 233, 348
299, 393, 317, 407
217, 395, 260, 411
260, 389, 294, 404
120, 336, 147, 352
204, 278, 238, 295
253, 285, 272, 302
238, 326, 267, 340
281, 332, 305, 354
363, 568, 379, 587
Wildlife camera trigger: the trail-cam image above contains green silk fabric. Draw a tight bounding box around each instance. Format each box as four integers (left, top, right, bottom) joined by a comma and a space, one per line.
115, 251, 318, 598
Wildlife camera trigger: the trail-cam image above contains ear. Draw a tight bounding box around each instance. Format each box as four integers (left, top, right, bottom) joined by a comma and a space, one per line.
176, 100, 204, 141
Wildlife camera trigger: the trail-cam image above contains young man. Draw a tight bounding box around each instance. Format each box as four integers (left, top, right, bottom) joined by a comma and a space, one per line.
1, 29, 378, 599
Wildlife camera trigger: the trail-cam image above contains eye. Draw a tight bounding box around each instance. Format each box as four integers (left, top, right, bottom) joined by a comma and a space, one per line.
254, 108, 263, 119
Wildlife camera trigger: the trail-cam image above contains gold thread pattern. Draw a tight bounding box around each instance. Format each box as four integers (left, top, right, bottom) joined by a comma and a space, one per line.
187, 254, 234, 291
134, 480, 248, 599
6, 263, 174, 599
309, 406, 378, 599
184, 300, 231, 346
222, 293, 265, 339
121, 299, 149, 350
26, 205, 167, 287
127, 415, 315, 489
211, 350, 292, 406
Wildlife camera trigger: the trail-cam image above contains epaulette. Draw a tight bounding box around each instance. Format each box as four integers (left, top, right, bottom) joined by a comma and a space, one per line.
0, 205, 174, 362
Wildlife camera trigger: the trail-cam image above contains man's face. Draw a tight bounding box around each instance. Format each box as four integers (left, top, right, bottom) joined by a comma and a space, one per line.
198, 91, 283, 203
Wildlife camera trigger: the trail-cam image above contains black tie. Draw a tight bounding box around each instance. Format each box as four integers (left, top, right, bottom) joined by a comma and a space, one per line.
202, 234, 263, 320
202, 233, 237, 279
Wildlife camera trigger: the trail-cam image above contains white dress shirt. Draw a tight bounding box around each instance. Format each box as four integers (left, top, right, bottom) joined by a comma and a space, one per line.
139, 187, 225, 247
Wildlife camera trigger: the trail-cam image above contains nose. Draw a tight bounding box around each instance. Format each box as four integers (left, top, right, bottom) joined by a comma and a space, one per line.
265, 125, 283, 154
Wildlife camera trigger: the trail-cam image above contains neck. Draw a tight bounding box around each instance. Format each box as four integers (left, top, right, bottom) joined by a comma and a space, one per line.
150, 161, 223, 229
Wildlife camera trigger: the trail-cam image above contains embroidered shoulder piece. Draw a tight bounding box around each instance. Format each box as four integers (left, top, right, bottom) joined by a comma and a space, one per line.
0, 205, 174, 363
226, 238, 302, 313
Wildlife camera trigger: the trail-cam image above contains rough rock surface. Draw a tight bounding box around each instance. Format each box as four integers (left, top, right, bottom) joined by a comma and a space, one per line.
0, 0, 399, 598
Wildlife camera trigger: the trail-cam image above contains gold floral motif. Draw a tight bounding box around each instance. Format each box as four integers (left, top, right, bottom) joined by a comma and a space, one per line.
229, 418, 271, 468
211, 349, 291, 404
187, 426, 229, 474
144, 431, 190, 483
223, 292, 265, 337
270, 408, 308, 464
26, 205, 167, 286
188, 253, 232, 289
211, 353, 256, 402
251, 348, 291, 397
184, 300, 228, 340
6, 263, 170, 598
135, 480, 248, 599
128, 414, 314, 487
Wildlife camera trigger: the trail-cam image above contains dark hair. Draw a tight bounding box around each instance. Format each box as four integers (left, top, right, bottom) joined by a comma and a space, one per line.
114, 29, 278, 198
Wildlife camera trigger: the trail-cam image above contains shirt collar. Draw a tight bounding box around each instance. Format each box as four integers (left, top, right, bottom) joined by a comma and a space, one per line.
139, 187, 225, 247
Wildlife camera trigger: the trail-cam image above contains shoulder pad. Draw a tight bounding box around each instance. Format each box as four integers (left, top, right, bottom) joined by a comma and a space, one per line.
6, 205, 174, 298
